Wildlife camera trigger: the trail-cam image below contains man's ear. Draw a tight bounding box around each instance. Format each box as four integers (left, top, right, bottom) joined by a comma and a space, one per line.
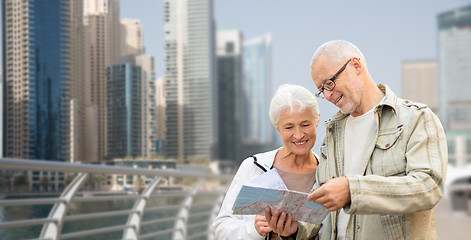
352, 57, 362, 75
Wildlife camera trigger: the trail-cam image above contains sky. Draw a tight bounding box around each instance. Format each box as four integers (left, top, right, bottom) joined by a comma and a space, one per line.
120, 0, 470, 151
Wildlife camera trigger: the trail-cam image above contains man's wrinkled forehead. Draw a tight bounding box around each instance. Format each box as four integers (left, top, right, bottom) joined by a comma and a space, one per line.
311, 54, 332, 86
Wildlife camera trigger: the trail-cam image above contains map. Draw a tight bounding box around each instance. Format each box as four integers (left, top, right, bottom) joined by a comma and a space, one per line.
232, 169, 329, 224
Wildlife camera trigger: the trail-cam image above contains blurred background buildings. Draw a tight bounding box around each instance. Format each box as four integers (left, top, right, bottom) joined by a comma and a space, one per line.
1, 0, 279, 168
1, 0, 470, 192
0, 0, 471, 239
437, 5, 471, 168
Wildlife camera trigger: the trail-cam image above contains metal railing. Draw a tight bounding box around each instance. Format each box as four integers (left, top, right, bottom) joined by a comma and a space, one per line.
0, 158, 232, 240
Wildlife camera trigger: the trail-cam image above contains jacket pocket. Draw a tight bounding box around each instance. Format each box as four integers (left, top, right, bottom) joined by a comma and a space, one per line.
375, 125, 403, 150
379, 215, 405, 240
371, 125, 405, 176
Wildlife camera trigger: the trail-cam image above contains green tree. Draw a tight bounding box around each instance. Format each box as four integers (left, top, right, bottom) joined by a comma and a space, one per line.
92, 174, 105, 191
86, 174, 105, 191
135, 176, 145, 188
14, 173, 28, 192
187, 156, 209, 164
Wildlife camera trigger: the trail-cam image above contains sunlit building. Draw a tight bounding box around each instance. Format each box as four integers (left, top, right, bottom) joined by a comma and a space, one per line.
155, 77, 166, 156
164, 0, 216, 160
83, 0, 122, 162
401, 60, 439, 114
135, 55, 160, 157
121, 18, 144, 56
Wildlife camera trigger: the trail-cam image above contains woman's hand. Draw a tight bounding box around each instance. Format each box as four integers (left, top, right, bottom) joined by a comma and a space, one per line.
265, 207, 298, 236
254, 214, 273, 237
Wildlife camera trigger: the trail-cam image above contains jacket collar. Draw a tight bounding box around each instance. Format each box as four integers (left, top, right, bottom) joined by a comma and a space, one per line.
253, 148, 280, 171
377, 84, 397, 114
253, 147, 320, 171
325, 84, 397, 126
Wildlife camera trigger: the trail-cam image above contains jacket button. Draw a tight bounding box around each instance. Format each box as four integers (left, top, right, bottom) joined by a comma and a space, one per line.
332, 176, 335, 179
385, 143, 390, 148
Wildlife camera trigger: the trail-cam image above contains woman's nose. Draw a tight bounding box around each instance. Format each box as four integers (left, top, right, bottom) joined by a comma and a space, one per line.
294, 127, 304, 139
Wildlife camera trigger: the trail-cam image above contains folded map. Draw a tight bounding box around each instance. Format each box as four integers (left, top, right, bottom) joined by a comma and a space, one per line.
232, 169, 329, 224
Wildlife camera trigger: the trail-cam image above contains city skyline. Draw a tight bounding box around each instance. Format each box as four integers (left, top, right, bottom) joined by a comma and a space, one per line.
1, 1, 470, 159
119, 0, 470, 151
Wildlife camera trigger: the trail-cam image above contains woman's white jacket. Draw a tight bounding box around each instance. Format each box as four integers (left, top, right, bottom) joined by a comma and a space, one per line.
212, 149, 279, 240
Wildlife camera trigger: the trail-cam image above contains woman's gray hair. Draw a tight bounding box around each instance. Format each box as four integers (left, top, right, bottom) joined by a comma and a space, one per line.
310, 40, 367, 67
269, 84, 319, 128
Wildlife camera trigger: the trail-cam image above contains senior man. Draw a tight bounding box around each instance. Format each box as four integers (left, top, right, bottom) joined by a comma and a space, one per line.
267, 40, 447, 240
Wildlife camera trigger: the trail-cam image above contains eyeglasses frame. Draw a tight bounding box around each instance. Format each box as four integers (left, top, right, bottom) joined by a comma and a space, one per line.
315, 58, 359, 99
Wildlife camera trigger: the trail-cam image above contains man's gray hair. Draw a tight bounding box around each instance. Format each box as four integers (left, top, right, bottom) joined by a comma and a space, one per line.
269, 84, 319, 128
310, 40, 367, 67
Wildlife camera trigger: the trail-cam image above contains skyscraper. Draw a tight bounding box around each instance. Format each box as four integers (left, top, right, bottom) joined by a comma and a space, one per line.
401, 60, 438, 114
438, 5, 471, 131
216, 29, 243, 164
107, 55, 160, 159
121, 18, 144, 56
243, 34, 273, 145
135, 55, 159, 157
437, 4, 471, 167
155, 77, 166, 156
107, 62, 142, 158
2, 0, 72, 161
164, 0, 216, 160
83, 0, 122, 161
70, 0, 89, 163
0, 75, 3, 157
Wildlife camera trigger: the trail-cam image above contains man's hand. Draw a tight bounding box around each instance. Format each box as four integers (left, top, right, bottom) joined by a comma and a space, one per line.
254, 214, 273, 237
307, 176, 351, 211
265, 207, 298, 237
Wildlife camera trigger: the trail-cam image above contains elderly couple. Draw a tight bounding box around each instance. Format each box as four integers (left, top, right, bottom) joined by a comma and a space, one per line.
213, 40, 448, 240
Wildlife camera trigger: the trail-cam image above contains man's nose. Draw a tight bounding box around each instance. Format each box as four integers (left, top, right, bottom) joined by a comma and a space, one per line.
324, 89, 335, 102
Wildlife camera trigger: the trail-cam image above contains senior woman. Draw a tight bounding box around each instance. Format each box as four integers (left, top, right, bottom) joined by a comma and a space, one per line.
213, 84, 321, 240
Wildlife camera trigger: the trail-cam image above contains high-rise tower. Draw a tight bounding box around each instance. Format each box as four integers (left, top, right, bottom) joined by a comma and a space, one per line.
83, 0, 122, 161
164, 0, 216, 160
438, 5, 471, 131
121, 18, 144, 56
243, 34, 273, 145
216, 29, 243, 164
437, 4, 471, 167
107, 55, 160, 159
2, 0, 72, 161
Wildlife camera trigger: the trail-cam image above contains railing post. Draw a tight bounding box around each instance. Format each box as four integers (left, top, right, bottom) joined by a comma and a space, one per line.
172, 178, 205, 240
40, 172, 88, 240
207, 192, 225, 240
122, 176, 162, 240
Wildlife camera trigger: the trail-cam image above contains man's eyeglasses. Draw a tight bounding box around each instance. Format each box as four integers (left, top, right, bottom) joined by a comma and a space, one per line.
315, 58, 358, 99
